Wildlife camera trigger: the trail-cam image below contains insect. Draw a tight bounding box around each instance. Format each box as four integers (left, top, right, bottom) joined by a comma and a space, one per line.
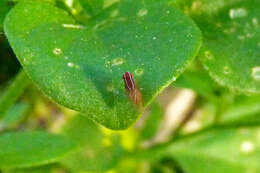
122, 72, 142, 106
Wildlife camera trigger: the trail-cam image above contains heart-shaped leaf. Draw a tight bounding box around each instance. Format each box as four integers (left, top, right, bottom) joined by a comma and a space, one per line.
187, 0, 260, 94
0, 131, 76, 168
4, 0, 201, 129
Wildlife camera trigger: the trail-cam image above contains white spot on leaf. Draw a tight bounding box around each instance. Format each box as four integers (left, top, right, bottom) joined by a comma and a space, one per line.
240, 141, 255, 153
224, 66, 231, 74
252, 18, 259, 27
204, 50, 214, 60
137, 9, 148, 17
62, 24, 84, 29
238, 35, 246, 40
112, 58, 124, 66
67, 62, 79, 69
110, 10, 119, 17
229, 8, 248, 19
53, 48, 62, 55
67, 62, 74, 67
251, 66, 260, 80
135, 68, 144, 76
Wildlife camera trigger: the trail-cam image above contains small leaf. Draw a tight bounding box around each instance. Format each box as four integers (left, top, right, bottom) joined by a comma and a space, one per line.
220, 95, 260, 124
0, 131, 76, 168
140, 103, 162, 140
189, 0, 260, 94
4, 0, 201, 129
0, 71, 30, 119
168, 128, 260, 173
0, 102, 29, 130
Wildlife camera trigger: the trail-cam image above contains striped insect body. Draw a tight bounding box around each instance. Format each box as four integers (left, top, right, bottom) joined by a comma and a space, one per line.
122, 72, 142, 106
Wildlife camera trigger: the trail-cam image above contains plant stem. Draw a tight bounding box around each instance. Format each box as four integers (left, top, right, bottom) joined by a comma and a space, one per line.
0, 70, 30, 119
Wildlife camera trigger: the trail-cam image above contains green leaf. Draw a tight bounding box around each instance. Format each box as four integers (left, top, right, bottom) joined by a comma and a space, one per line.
168, 128, 260, 173
4, 0, 201, 129
60, 115, 123, 172
140, 103, 162, 140
0, 0, 11, 30
0, 70, 30, 119
0, 102, 29, 130
174, 70, 218, 100
0, 131, 76, 168
219, 95, 260, 124
190, 0, 260, 94
3, 164, 64, 173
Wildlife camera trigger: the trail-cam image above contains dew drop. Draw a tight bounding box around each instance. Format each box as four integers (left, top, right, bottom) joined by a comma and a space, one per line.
152, 36, 157, 40
112, 57, 124, 66
137, 9, 148, 17
240, 141, 255, 153
67, 62, 74, 68
223, 66, 231, 74
105, 60, 111, 68
251, 66, 260, 80
53, 48, 62, 55
229, 8, 248, 19
135, 68, 144, 76
204, 50, 214, 60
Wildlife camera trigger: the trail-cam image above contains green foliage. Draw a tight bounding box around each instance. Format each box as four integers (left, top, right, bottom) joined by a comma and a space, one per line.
190, 0, 260, 94
168, 127, 260, 173
0, 102, 29, 130
60, 115, 124, 172
4, 0, 201, 129
1, 0, 260, 172
174, 69, 218, 101
0, 131, 76, 168
140, 103, 162, 140
0, 71, 30, 119
219, 95, 260, 124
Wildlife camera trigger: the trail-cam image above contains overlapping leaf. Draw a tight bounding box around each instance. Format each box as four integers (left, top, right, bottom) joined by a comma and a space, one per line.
0, 131, 75, 168
184, 0, 260, 94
